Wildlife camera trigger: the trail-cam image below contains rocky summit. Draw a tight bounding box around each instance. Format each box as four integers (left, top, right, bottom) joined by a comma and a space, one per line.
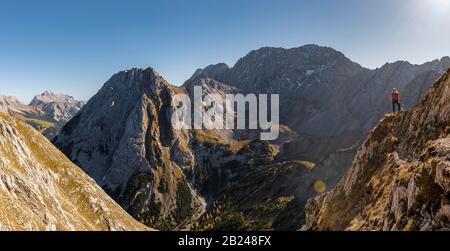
54, 68, 208, 230
303, 69, 450, 231
30, 91, 85, 123
0, 113, 149, 231
0, 91, 84, 140
195, 45, 450, 163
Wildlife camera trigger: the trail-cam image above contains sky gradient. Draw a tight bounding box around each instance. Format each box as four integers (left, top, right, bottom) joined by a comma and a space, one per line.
1, 0, 450, 102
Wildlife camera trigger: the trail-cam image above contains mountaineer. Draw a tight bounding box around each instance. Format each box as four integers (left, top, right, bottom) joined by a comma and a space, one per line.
391, 88, 401, 113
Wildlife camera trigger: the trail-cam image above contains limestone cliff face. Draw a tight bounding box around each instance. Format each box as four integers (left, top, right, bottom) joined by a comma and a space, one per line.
53, 68, 206, 229
303, 69, 450, 231
29, 91, 85, 123
0, 113, 148, 231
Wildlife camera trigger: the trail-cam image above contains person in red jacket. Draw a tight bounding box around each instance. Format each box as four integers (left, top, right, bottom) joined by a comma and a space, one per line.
391, 88, 401, 113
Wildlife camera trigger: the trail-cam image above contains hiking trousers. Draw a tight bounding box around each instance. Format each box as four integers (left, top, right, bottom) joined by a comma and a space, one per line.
392, 101, 401, 113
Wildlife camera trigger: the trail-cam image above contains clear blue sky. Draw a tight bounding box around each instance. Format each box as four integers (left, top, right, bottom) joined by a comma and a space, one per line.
1, 0, 450, 102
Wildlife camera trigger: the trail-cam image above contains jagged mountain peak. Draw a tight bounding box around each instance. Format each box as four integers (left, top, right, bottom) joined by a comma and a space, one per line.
379, 56, 450, 73
104, 67, 170, 92
187, 63, 230, 83
120, 67, 160, 76
210, 44, 365, 94
380, 60, 413, 68
41, 90, 56, 96
31, 91, 79, 105
54, 66, 210, 230
183, 73, 237, 94
29, 90, 84, 123
0, 91, 84, 140
239, 44, 355, 65
440, 56, 450, 65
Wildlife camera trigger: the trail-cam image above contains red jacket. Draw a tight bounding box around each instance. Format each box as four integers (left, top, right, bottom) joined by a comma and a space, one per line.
391, 90, 400, 102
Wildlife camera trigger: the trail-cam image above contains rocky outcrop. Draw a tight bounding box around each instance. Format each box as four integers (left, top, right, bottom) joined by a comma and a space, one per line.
303, 69, 450, 231
0, 92, 84, 140
30, 91, 85, 123
0, 113, 148, 231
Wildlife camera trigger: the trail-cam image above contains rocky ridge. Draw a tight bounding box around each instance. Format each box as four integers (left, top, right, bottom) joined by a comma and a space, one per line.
0, 113, 149, 231
303, 69, 450, 231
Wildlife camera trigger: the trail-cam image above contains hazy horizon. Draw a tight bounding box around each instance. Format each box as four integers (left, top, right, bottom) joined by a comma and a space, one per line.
1, 0, 450, 102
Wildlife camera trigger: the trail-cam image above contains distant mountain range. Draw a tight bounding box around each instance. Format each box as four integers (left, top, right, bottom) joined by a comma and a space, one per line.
51, 45, 450, 230
0, 91, 84, 139
30, 91, 85, 122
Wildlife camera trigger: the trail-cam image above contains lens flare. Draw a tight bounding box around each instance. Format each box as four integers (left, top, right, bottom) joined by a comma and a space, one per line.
313, 180, 327, 193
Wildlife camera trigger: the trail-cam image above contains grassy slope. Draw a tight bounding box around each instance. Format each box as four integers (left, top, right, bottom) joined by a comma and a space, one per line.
0, 113, 150, 231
